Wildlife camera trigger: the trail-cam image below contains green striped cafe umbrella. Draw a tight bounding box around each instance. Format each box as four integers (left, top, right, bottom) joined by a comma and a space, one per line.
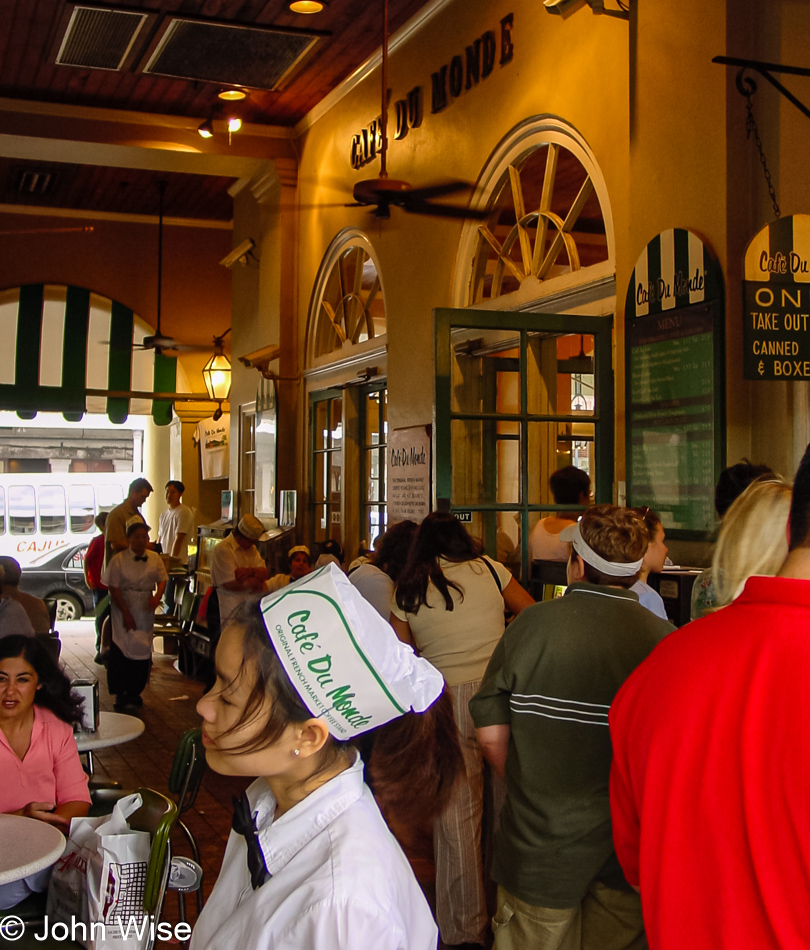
0, 283, 178, 425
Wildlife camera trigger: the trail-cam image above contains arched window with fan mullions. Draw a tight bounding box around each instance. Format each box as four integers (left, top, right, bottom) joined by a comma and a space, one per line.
306, 230, 388, 563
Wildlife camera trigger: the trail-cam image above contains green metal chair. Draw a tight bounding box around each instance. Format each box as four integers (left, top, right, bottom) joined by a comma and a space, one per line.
90, 730, 207, 923
128, 786, 179, 932
167, 729, 206, 920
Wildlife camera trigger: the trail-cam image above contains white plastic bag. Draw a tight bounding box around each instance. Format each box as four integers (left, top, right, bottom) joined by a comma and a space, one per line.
47, 792, 151, 950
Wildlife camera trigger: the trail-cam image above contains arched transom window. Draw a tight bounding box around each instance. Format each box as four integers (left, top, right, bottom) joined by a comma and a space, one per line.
472, 144, 608, 302
310, 232, 386, 361
454, 118, 614, 309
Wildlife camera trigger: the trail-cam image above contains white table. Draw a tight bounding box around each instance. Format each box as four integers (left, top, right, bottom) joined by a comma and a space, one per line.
74, 711, 145, 773
0, 814, 65, 885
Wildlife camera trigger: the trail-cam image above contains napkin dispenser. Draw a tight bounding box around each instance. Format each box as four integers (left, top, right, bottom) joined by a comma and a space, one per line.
71, 678, 99, 732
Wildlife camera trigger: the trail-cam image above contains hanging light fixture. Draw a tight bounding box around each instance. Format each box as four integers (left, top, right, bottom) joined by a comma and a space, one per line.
289, 0, 326, 12
202, 331, 232, 402
218, 87, 248, 101
197, 118, 214, 138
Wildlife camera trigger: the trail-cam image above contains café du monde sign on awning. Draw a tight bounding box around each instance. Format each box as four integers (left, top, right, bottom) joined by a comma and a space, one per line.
743, 214, 810, 380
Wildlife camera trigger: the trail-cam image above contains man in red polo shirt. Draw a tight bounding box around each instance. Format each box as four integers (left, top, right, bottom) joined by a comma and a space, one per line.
609, 443, 810, 949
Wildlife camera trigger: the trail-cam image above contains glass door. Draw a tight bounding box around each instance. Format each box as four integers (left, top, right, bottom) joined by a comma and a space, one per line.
435, 308, 614, 587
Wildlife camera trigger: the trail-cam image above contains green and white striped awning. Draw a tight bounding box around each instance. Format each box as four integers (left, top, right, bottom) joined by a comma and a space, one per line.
0, 284, 177, 425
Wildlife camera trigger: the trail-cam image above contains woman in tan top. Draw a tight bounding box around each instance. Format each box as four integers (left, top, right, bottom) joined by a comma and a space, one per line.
391, 513, 533, 950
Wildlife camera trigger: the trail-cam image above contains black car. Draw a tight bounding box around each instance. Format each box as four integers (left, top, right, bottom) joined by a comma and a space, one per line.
19, 543, 93, 621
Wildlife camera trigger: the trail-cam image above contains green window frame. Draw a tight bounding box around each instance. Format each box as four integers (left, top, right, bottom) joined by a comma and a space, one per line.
310, 389, 343, 548
358, 383, 387, 548
435, 307, 614, 588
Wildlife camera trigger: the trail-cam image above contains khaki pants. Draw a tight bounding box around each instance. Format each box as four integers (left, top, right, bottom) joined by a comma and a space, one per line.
492, 883, 647, 950
433, 681, 489, 946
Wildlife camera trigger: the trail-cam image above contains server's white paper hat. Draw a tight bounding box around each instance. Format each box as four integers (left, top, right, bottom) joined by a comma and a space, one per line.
259, 563, 444, 739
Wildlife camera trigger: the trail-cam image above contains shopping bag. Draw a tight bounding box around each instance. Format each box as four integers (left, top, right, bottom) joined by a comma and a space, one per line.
47, 792, 152, 950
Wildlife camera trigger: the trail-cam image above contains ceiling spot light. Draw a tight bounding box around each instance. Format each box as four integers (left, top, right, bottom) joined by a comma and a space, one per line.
218, 88, 248, 101
197, 119, 214, 138
289, 1, 326, 12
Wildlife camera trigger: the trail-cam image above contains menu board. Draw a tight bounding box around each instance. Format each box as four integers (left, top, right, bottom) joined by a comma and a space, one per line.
625, 229, 724, 538
627, 304, 718, 533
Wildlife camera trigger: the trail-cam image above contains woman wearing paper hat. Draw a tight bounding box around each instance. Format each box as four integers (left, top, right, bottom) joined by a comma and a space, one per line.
191, 563, 463, 950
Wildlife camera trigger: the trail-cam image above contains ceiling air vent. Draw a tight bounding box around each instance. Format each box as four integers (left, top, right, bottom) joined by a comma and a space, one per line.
56, 6, 150, 71
142, 19, 321, 90
16, 169, 56, 196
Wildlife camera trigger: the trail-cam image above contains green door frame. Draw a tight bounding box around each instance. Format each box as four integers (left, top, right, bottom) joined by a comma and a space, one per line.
357, 380, 388, 545
434, 307, 614, 586
309, 387, 343, 550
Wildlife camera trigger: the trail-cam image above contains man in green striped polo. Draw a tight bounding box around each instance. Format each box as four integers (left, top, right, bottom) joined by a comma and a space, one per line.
470, 505, 673, 950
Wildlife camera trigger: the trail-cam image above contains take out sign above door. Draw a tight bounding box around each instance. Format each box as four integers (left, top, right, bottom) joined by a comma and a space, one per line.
743, 215, 810, 380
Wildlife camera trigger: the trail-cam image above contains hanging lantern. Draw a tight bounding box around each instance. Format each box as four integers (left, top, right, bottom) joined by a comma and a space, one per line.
202, 347, 232, 401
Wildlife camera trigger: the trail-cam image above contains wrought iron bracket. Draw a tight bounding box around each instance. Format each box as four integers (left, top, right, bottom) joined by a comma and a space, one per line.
713, 56, 810, 121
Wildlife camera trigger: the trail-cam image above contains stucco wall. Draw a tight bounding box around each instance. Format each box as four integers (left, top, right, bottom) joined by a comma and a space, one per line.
296, 0, 630, 435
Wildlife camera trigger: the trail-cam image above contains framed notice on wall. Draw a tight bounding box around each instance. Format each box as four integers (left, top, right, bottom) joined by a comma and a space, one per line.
388, 425, 432, 524
625, 229, 725, 539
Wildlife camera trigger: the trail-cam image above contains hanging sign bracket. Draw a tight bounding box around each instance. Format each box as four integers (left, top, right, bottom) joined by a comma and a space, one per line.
713, 56, 810, 121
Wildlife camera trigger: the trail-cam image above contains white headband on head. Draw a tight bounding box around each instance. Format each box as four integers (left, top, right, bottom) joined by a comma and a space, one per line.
558, 521, 643, 577
259, 563, 444, 739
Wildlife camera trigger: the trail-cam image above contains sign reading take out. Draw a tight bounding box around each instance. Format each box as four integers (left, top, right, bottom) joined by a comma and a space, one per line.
743, 214, 810, 379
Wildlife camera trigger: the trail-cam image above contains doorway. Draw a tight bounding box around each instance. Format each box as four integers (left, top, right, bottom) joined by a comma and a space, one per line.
435, 308, 614, 587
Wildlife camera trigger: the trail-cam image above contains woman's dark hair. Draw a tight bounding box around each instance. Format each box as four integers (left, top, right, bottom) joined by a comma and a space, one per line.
395, 512, 484, 613
320, 539, 345, 563
0, 635, 84, 727
549, 465, 591, 505
715, 459, 775, 518
789, 442, 810, 552
219, 600, 462, 823
375, 520, 418, 583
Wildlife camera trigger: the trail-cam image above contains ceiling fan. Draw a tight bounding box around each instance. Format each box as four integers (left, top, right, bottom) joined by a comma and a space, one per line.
350, 0, 488, 221
134, 182, 230, 355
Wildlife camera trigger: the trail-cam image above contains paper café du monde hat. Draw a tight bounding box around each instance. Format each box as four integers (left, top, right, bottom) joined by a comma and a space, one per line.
237, 514, 272, 543
259, 562, 444, 739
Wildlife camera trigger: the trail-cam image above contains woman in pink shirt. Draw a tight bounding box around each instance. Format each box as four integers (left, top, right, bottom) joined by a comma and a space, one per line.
0, 635, 91, 909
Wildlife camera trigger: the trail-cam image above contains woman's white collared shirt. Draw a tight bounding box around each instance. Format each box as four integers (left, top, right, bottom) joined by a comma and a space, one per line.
190, 755, 438, 950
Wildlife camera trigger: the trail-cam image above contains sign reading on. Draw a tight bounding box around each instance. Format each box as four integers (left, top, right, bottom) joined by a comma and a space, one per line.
742, 215, 810, 379
625, 229, 724, 538
388, 425, 431, 524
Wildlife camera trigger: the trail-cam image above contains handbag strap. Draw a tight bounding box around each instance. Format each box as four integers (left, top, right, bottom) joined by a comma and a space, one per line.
480, 556, 503, 592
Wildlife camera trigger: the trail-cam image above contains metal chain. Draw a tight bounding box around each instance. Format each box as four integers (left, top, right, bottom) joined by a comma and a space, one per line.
738, 71, 781, 219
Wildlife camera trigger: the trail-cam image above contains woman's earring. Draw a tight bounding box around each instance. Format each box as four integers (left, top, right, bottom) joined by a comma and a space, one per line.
293, 748, 300, 757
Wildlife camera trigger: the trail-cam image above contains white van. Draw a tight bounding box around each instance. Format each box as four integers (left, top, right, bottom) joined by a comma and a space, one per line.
0, 472, 136, 567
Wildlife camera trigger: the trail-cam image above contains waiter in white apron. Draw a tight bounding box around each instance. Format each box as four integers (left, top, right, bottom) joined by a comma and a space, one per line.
102, 517, 167, 711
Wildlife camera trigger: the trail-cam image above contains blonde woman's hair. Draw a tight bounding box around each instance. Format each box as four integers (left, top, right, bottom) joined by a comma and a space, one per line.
712, 477, 791, 607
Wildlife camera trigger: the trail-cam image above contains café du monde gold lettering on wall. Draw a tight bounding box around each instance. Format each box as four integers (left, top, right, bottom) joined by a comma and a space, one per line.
350, 14, 515, 170
743, 214, 810, 380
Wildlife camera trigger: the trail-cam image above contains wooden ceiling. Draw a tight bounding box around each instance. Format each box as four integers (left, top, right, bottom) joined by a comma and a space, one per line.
0, 0, 434, 127
0, 158, 236, 219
